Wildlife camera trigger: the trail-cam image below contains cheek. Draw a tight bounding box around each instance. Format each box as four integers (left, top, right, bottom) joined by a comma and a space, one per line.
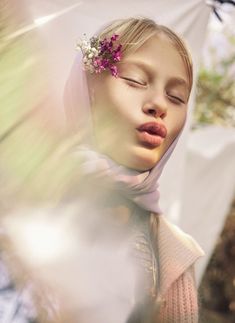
91, 83, 132, 151
165, 108, 187, 144
93, 80, 139, 127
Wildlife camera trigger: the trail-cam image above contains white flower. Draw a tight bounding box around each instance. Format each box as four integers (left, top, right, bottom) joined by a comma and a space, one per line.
81, 40, 89, 47
85, 45, 91, 51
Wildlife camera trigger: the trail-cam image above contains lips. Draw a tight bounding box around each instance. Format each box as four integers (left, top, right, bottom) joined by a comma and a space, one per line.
136, 122, 167, 147
137, 122, 167, 138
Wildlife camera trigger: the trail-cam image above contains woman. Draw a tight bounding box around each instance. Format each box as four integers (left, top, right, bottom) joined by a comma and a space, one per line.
0, 17, 205, 323
62, 17, 205, 322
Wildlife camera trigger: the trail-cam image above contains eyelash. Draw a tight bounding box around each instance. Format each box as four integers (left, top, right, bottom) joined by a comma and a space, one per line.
121, 76, 147, 86
121, 77, 185, 104
168, 95, 185, 105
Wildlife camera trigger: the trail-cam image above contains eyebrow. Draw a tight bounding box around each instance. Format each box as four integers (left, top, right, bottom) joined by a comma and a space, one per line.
168, 77, 190, 92
120, 60, 190, 92
120, 60, 153, 76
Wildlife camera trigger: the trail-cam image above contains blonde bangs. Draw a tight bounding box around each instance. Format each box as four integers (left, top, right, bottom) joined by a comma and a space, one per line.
95, 17, 193, 96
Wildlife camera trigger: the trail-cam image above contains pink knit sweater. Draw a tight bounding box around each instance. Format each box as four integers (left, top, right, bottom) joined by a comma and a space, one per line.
152, 214, 205, 322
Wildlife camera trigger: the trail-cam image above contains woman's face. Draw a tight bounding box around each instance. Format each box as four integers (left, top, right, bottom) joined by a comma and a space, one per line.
89, 34, 190, 171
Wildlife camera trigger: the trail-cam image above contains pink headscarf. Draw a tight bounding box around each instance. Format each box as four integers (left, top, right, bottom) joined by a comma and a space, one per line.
63, 51, 186, 214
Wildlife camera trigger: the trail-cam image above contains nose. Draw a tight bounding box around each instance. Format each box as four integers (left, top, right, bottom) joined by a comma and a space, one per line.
142, 92, 168, 119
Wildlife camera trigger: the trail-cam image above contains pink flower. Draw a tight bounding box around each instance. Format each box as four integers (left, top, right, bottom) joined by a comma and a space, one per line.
111, 34, 119, 41
110, 65, 118, 77
77, 33, 122, 77
113, 51, 121, 62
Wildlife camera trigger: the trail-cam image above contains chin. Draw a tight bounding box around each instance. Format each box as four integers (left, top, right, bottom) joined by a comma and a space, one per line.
126, 145, 163, 171
130, 158, 157, 172
104, 144, 163, 172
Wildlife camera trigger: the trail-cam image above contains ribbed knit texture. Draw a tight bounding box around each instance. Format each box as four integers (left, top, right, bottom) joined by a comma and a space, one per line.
158, 265, 199, 322
126, 211, 204, 323
152, 214, 205, 323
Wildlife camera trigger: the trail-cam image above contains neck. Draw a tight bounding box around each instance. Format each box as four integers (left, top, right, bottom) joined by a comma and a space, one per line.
97, 187, 137, 223
81, 181, 140, 224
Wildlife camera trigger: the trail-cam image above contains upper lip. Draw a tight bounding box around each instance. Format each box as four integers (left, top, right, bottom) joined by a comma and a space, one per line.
136, 122, 167, 138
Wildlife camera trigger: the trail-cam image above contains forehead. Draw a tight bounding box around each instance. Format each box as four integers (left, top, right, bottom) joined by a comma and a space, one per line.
121, 34, 189, 87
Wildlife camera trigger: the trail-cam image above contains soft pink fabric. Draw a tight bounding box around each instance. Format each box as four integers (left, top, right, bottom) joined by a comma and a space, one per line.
155, 215, 205, 322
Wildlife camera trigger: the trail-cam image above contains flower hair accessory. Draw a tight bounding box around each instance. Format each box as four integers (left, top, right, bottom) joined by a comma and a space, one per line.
76, 34, 122, 77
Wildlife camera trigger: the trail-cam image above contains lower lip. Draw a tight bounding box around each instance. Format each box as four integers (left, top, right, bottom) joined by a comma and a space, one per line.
136, 130, 164, 147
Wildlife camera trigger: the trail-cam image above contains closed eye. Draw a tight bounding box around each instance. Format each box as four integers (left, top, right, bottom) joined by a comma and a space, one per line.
120, 76, 147, 86
168, 95, 185, 104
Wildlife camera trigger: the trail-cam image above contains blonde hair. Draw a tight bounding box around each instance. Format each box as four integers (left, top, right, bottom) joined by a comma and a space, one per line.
95, 17, 193, 97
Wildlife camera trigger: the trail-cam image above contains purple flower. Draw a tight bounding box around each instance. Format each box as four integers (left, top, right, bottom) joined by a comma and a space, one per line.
93, 57, 102, 67
80, 33, 122, 77
116, 44, 122, 52
101, 58, 109, 68
113, 51, 121, 62
110, 65, 118, 77
111, 34, 119, 41
109, 42, 113, 50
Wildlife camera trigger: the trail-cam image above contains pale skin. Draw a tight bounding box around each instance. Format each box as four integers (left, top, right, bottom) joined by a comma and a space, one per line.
88, 33, 190, 172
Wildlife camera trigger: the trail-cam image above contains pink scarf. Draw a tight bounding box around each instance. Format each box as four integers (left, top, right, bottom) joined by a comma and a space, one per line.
63, 52, 186, 214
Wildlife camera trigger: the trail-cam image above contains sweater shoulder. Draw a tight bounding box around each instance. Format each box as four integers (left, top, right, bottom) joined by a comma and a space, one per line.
153, 214, 205, 296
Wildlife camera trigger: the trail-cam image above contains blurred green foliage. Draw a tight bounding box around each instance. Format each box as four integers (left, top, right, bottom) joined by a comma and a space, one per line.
192, 30, 235, 129
0, 3, 63, 210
